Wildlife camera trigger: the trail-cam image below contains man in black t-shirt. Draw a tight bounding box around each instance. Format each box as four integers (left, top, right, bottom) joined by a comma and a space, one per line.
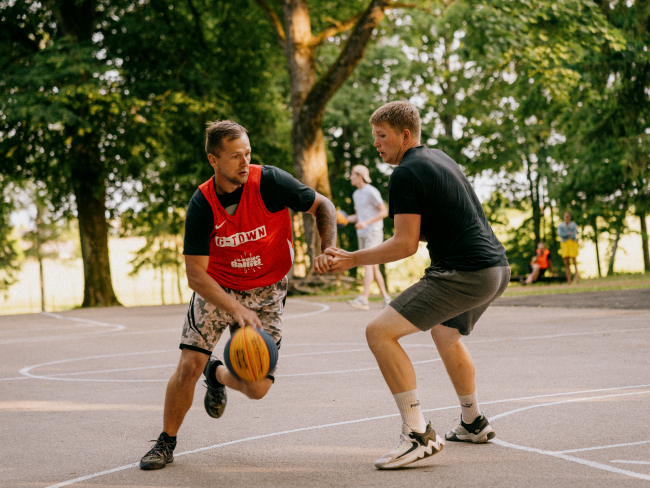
140, 120, 336, 470
321, 102, 510, 470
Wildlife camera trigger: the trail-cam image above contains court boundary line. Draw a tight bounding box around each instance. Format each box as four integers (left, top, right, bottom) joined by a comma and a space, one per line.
13, 345, 436, 382
43, 385, 650, 488
557, 439, 650, 454
0, 300, 328, 346
7, 323, 650, 382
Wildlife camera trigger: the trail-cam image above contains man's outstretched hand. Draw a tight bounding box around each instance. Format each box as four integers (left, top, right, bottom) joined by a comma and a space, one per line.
314, 247, 355, 274
313, 253, 333, 275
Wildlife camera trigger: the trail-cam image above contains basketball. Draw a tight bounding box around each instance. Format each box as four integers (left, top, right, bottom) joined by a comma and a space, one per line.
224, 326, 278, 382
336, 210, 349, 229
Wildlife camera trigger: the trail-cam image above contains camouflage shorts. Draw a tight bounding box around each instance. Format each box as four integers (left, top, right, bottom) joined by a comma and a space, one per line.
180, 276, 288, 356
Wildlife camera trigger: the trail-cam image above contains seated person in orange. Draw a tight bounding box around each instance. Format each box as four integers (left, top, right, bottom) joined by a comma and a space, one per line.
524, 242, 553, 284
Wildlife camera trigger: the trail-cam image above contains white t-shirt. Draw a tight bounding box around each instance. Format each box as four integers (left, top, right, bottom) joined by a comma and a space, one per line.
352, 184, 384, 238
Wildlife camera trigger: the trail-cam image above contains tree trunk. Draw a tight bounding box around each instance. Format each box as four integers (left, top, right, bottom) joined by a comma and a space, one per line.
607, 228, 622, 276
269, 0, 390, 269
160, 266, 165, 305
175, 262, 183, 304
55, 1, 119, 307
526, 160, 541, 243
38, 256, 45, 312
638, 210, 650, 272
442, 32, 454, 139
607, 212, 626, 276
73, 176, 121, 308
35, 204, 46, 312
591, 218, 602, 278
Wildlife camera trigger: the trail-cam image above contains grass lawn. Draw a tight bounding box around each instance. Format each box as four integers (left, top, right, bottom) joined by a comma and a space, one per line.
316, 272, 650, 302
502, 272, 650, 297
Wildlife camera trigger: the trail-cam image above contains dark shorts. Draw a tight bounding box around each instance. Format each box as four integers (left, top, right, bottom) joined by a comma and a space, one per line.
389, 265, 510, 335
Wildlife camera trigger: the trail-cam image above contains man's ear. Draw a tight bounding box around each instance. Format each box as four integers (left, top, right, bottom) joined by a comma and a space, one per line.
208, 153, 218, 169
403, 129, 411, 142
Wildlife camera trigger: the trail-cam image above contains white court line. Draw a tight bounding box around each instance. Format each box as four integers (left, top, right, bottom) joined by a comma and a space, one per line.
277, 358, 441, 377
44, 385, 650, 488
0, 313, 125, 345
489, 390, 650, 422
46, 364, 178, 377
612, 460, 650, 465
18, 350, 178, 382
286, 326, 650, 349
489, 391, 650, 482
15, 344, 435, 381
0, 300, 328, 346
557, 440, 650, 454
283, 300, 330, 319
492, 439, 650, 482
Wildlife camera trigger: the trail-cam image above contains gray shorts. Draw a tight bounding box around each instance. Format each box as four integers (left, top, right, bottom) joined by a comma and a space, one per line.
390, 265, 510, 335
358, 229, 383, 250
180, 276, 288, 356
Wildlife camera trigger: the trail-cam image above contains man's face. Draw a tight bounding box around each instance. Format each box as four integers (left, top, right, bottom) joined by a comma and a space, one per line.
372, 122, 405, 165
564, 212, 571, 223
209, 134, 251, 189
350, 170, 362, 187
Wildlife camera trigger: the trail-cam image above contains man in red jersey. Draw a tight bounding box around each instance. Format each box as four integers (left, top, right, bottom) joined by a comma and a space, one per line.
140, 120, 336, 470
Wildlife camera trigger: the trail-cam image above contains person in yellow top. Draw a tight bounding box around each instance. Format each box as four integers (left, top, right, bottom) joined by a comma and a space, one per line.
558, 211, 579, 283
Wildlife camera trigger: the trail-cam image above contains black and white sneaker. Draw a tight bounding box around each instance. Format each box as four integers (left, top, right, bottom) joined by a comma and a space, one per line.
203, 357, 227, 419
139, 433, 176, 470
375, 423, 444, 469
445, 414, 495, 443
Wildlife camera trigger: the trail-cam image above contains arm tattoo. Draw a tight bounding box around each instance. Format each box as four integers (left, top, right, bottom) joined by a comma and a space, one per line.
315, 199, 337, 251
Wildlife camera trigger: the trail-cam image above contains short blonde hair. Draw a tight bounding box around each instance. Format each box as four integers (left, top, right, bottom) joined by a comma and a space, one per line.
369, 101, 421, 141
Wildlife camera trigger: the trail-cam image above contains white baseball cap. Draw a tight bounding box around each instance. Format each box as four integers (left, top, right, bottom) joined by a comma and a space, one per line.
351, 165, 371, 183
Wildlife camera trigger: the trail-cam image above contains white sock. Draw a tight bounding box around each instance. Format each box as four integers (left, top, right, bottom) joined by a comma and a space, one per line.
393, 389, 427, 433
458, 391, 481, 424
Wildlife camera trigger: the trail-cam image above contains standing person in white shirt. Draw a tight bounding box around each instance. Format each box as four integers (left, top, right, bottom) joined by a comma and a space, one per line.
346, 165, 391, 310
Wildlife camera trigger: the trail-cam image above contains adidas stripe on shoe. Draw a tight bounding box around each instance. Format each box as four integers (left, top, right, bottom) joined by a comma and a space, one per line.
445, 414, 495, 443
375, 423, 444, 470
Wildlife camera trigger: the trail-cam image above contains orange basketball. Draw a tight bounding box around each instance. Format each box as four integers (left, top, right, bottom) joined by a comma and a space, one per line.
223, 326, 278, 383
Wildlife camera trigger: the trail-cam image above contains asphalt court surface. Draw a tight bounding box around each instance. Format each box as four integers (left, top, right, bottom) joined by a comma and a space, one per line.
495, 288, 650, 310
1, 296, 649, 487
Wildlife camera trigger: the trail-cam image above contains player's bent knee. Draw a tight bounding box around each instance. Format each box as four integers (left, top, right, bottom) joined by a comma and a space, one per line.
175, 355, 207, 385
366, 321, 390, 352
244, 380, 272, 400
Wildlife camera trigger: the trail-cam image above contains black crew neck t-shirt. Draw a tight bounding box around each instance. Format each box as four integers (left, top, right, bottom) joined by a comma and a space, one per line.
388, 146, 508, 271
183, 165, 315, 256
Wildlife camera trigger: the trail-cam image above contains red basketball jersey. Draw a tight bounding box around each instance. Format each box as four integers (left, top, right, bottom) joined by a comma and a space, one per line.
198, 165, 294, 290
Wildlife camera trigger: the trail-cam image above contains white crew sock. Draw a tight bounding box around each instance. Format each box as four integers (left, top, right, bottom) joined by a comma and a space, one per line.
458, 391, 481, 424
393, 389, 427, 433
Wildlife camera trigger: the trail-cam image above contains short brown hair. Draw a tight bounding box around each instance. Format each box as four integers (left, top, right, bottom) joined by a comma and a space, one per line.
205, 120, 248, 156
369, 101, 421, 141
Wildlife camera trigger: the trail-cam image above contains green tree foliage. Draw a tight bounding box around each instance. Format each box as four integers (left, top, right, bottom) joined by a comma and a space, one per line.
21, 182, 73, 311
550, 0, 650, 275
0, 0, 158, 306
106, 0, 293, 279
0, 177, 20, 294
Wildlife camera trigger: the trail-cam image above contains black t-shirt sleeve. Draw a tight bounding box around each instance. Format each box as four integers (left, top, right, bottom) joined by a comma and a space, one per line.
183, 189, 214, 256
388, 167, 422, 218
260, 166, 316, 213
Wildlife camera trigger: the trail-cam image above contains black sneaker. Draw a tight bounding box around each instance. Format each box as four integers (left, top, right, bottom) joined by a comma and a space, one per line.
445, 414, 495, 443
139, 433, 176, 470
203, 357, 227, 419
